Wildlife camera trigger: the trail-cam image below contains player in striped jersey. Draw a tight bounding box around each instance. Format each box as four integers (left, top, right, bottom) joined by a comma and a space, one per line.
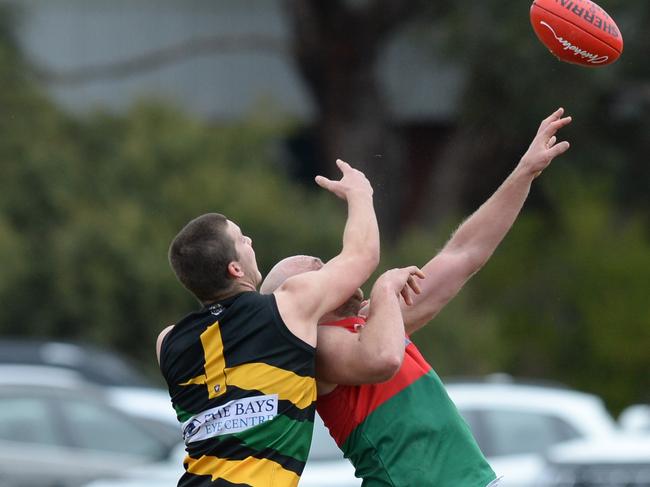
260, 109, 572, 486
157, 160, 384, 487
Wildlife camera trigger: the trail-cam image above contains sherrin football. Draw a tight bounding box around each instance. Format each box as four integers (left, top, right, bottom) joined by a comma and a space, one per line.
530, 0, 623, 66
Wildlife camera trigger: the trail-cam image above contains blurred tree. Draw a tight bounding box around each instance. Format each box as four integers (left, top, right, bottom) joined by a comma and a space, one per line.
282, 0, 449, 239
25, 1, 649, 240
0, 100, 350, 377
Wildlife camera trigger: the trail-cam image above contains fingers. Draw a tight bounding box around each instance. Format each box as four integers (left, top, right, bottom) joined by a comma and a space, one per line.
336, 159, 351, 173
548, 140, 571, 159
398, 266, 425, 306
405, 266, 425, 295
406, 275, 421, 295
314, 175, 331, 189
547, 135, 557, 149
544, 116, 572, 138
536, 114, 571, 156
537, 108, 564, 134
541, 116, 571, 153
522, 109, 573, 178
315, 175, 339, 195
401, 286, 413, 306
317, 158, 372, 198
538, 107, 565, 133
315, 158, 352, 189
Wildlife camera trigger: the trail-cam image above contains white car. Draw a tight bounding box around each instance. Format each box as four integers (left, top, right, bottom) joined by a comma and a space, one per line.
619, 404, 650, 433
537, 433, 650, 486
446, 377, 619, 487
86, 376, 620, 487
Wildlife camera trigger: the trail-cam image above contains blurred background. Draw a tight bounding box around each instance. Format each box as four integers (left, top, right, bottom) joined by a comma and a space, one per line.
0, 1, 649, 484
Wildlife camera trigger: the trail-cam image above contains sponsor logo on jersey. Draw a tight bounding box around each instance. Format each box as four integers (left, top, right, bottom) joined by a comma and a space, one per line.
182, 393, 279, 443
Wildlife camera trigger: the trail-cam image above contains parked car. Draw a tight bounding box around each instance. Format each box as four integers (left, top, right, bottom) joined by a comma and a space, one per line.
619, 404, 650, 434
0, 339, 150, 387
0, 339, 177, 425
445, 376, 619, 487
82, 413, 360, 487
87, 376, 620, 487
536, 433, 650, 486
0, 381, 182, 487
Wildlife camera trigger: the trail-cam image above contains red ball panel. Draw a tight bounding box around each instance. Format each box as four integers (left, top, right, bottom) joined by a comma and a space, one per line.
530, 3, 622, 66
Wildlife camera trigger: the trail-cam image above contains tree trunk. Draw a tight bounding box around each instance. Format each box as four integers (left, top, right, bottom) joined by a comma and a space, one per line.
283, 0, 419, 240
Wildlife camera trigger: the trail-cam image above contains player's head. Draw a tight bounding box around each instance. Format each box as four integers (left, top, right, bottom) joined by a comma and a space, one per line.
261, 255, 365, 319
169, 213, 261, 303
260, 255, 324, 294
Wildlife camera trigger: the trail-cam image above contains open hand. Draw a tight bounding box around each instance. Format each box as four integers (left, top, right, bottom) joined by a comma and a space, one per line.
520, 108, 572, 177
315, 159, 373, 200
376, 266, 426, 306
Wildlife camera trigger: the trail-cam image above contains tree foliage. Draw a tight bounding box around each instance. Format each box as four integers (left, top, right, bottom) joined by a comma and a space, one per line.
0, 91, 348, 376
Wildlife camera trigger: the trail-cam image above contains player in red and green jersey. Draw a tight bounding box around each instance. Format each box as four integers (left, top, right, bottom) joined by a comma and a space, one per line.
261, 109, 572, 486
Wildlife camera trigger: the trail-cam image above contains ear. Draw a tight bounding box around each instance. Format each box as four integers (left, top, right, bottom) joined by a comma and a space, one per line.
227, 261, 244, 278
358, 300, 369, 318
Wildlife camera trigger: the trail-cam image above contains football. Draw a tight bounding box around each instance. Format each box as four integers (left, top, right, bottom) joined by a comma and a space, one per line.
530, 0, 623, 66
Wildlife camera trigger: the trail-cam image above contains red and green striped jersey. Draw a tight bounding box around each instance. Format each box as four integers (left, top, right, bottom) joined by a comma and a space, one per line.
160, 292, 317, 487
317, 317, 496, 486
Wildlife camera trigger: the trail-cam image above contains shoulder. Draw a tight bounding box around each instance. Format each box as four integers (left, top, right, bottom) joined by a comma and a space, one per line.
156, 325, 175, 364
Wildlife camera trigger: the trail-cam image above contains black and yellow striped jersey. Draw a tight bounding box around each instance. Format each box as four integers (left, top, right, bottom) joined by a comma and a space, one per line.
160, 291, 317, 487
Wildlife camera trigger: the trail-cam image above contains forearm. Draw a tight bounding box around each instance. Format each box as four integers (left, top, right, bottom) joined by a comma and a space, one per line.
445, 164, 535, 267
359, 283, 406, 376
403, 166, 536, 334
340, 192, 380, 273
315, 283, 405, 386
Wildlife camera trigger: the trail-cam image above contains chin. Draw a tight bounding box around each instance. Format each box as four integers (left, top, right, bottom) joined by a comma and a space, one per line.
335, 299, 361, 318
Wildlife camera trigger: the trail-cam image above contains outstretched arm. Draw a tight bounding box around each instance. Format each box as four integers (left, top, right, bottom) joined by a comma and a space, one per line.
274, 159, 380, 346
402, 108, 572, 334
315, 266, 424, 393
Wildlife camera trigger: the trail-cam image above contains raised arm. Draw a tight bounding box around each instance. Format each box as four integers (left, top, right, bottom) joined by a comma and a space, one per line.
402, 108, 572, 334
315, 266, 424, 393
274, 159, 380, 346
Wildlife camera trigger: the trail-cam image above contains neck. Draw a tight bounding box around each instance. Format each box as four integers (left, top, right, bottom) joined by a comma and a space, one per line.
238, 280, 257, 292
203, 281, 255, 305
320, 311, 352, 324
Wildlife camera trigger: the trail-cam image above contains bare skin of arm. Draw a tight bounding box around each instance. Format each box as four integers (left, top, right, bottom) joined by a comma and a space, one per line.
401, 108, 572, 334
274, 159, 381, 347
156, 325, 174, 364
315, 266, 424, 395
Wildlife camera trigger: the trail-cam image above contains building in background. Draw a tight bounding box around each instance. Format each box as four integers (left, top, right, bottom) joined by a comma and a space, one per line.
9, 0, 462, 123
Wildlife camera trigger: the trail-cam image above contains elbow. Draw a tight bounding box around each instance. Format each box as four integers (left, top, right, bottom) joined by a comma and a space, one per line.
343, 248, 380, 282
370, 351, 403, 382
358, 245, 380, 270
363, 249, 381, 278
463, 248, 492, 274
